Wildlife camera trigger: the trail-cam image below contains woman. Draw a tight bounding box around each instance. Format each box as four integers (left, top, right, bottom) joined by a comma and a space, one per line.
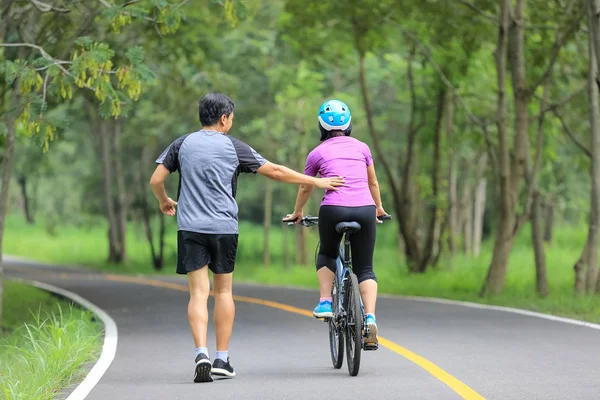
284, 99, 387, 348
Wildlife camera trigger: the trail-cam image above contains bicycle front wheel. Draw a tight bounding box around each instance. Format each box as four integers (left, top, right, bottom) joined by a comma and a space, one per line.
329, 277, 344, 369
344, 273, 362, 376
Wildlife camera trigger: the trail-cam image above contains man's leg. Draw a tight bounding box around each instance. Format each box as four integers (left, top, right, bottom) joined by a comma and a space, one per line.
187, 265, 213, 382
187, 266, 210, 350
213, 273, 235, 355
209, 234, 237, 377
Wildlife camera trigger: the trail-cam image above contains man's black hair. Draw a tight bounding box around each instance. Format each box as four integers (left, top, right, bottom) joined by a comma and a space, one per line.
199, 93, 235, 126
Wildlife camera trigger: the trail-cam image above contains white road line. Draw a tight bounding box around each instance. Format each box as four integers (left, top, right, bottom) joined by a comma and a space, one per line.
378, 293, 600, 331
8, 277, 118, 400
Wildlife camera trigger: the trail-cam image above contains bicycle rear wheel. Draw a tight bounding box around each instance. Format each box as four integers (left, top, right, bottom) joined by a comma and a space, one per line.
344, 273, 362, 376
329, 277, 344, 369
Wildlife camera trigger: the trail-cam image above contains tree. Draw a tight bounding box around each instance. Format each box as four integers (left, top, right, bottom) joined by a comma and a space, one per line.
0, 0, 188, 327
481, 0, 583, 295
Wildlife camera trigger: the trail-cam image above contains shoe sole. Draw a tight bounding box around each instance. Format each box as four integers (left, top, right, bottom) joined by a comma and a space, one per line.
313, 311, 333, 319
364, 324, 378, 350
212, 367, 236, 378
194, 360, 213, 383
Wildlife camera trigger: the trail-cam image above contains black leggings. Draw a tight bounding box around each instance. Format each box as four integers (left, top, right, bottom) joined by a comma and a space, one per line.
317, 205, 377, 283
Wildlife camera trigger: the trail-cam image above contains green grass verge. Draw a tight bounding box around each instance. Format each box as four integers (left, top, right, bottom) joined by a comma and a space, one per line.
5, 213, 600, 323
0, 281, 102, 400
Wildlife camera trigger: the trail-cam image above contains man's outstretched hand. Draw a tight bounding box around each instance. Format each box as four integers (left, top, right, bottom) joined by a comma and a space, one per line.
315, 176, 345, 191
160, 198, 177, 216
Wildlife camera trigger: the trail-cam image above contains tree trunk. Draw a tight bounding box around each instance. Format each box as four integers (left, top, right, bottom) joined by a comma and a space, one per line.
418, 88, 446, 272
586, 1, 600, 294
482, 0, 528, 296
0, 89, 19, 328
137, 155, 163, 270
158, 212, 165, 269
400, 47, 423, 270
263, 179, 273, 266
446, 92, 458, 256
482, 0, 510, 294
294, 123, 308, 266
18, 175, 34, 224
531, 191, 549, 297
589, 0, 600, 88
283, 223, 291, 270
464, 184, 474, 255
473, 172, 487, 257
295, 227, 308, 266
113, 121, 128, 262
98, 119, 123, 263
357, 50, 417, 269
574, 239, 590, 295
543, 201, 554, 243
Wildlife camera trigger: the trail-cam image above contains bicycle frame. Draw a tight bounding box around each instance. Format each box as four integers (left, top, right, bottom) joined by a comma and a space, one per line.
333, 231, 369, 335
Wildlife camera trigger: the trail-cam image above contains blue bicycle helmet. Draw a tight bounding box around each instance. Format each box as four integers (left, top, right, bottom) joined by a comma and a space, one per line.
318, 100, 351, 132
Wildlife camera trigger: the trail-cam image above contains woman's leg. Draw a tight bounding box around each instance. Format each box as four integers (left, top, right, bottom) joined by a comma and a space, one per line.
350, 206, 378, 315
317, 267, 335, 298
314, 206, 343, 316
358, 279, 378, 315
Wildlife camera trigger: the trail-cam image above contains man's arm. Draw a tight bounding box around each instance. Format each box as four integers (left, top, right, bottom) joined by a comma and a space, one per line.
257, 162, 343, 190
149, 165, 177, 216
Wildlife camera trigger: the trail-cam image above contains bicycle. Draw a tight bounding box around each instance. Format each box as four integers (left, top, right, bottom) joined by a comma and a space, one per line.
284, 214, 392, 376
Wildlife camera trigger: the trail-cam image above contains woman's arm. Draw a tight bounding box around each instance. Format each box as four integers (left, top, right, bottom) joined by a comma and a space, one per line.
293, 184, 314, 213
367, 164, 386, 215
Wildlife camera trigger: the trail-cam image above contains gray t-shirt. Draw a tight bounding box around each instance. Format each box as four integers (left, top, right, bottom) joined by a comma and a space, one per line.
156, 130, 267, 234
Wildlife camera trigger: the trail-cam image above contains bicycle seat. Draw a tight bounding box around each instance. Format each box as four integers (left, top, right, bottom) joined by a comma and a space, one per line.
335, 221, 361, 234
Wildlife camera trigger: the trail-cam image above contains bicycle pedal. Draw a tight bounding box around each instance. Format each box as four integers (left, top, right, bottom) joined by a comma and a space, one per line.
363, 343, 379, 351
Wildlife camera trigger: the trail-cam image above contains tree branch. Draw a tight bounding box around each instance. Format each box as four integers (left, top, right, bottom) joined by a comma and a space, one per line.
516, 83, 549, 234
458, 0, 497, 23
482, 120, 500, 180
41, 70, 49, 116
403, 30, 485, 128
553, 109, 592, 157
530, 86, 585, 120
0, 43, 96, 92
529, 6, 583, 93
176, 0, 189, 9
123, 0, 141, 6
30, 0, 69, 13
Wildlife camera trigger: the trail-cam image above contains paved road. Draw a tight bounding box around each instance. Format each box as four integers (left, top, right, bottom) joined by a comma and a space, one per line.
5, 258, 600, 400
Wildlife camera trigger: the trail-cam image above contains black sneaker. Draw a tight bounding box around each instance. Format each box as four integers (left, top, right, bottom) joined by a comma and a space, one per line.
194, 353, 213, 383
212, 357, 235, 378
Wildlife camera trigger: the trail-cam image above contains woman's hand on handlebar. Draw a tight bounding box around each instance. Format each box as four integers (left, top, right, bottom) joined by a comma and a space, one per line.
376, 206, 388, 223
283, 211, 303, 224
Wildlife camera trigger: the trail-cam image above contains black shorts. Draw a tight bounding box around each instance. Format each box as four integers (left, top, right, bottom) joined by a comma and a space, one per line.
177, 231, 238, 275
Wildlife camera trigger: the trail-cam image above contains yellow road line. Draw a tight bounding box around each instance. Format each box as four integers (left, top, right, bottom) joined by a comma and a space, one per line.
104, 274, 485, 399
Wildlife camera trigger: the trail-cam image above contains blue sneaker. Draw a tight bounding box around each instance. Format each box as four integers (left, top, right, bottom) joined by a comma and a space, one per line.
313, 300, 333, 318
364, 314, 378, 349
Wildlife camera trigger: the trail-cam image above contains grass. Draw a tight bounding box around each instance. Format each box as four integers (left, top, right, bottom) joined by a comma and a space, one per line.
0, 281, 102, 400
4, 213, 600, 323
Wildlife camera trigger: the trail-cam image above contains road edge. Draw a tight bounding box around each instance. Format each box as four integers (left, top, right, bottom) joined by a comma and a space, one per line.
7, 254, 600, 331
8, 277, 118, 400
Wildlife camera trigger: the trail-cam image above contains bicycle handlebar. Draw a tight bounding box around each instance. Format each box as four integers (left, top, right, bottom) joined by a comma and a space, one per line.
282, 214, 392, 227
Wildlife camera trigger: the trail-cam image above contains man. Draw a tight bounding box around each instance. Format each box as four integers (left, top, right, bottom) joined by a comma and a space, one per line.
149, 93, 344, 383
